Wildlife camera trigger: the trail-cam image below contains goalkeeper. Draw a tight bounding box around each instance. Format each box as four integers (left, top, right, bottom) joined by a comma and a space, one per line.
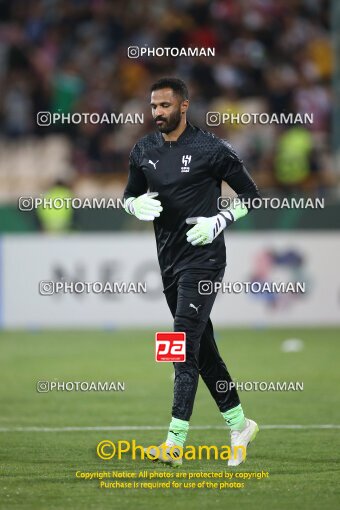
123, 78, 260, 467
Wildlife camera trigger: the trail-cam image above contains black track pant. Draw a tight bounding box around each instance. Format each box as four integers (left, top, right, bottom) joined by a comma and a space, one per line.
162, 268, 240, 421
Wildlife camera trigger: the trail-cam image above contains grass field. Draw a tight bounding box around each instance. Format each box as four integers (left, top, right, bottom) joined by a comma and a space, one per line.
1, 328, 340, 510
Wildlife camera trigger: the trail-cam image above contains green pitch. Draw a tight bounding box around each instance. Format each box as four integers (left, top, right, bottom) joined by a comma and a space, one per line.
1, 328, 340, 510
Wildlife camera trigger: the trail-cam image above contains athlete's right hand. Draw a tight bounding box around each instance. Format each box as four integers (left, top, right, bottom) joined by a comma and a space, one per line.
124, 192, 163, 221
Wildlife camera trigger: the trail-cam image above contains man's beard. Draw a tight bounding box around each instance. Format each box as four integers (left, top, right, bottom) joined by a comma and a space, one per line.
154, 109, 182, 134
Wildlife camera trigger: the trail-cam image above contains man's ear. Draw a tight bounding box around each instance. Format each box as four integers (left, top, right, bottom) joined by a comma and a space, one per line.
181, 100, 189, 114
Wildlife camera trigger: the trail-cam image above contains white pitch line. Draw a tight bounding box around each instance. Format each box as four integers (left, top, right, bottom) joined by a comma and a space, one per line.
0, 425, 339, 432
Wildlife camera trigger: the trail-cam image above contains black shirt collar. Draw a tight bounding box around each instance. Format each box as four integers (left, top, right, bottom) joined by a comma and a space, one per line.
158, 122, 196, 146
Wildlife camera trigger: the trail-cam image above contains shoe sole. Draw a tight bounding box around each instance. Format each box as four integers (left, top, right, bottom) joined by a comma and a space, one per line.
228, 422, 259, 466
158, 459, 182, 468
247, 423, 259, 454
243, 422, 260, 462
143, 448, 182, 468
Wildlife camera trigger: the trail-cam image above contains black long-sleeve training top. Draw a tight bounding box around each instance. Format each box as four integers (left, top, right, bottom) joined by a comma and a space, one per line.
124, 122, 260, 277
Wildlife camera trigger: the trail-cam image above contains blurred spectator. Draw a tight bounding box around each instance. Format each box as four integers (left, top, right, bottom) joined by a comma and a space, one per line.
273, 126, 316, 190
36, 179, 74, 232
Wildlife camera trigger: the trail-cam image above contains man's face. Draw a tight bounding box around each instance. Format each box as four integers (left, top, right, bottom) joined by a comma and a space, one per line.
150, 88, 187, 134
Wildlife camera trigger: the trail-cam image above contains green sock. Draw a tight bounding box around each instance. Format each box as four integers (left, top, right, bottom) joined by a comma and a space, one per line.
166, 417, 189, 447
221, 404, 246, 431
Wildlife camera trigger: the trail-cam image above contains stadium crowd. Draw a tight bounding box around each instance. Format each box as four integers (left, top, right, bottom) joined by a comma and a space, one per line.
0, 0, 333, 192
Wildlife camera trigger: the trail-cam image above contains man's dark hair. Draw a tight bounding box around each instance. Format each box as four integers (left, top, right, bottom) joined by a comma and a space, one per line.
150, 78, 189, 100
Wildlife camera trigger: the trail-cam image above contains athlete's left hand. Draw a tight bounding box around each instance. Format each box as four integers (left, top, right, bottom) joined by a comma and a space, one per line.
186, 215, 227, 246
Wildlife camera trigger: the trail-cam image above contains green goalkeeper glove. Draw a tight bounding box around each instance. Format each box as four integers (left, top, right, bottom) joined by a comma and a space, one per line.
186, 202, 248, 246
186, 215, 227, 246
124, 192, 163, 221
